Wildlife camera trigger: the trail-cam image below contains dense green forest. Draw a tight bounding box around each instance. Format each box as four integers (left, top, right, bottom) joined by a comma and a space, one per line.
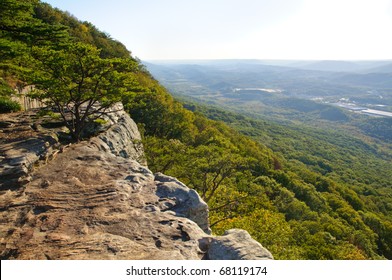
1, 0, 392, 259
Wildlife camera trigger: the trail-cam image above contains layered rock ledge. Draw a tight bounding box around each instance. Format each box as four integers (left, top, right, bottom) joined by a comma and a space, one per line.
0, 106, 273, 260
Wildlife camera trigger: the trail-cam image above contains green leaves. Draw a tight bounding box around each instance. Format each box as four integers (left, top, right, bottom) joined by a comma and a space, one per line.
0, 0, 37, 35
0, 96, 21, 113
136, 87, 392, 259
29, 42, 139, 141
0, 0, 68, 52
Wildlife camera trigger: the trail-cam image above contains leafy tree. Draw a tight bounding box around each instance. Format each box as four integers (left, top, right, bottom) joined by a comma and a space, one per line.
0, 0, 67, 59
0, 0, 37, 56
176, 145, 246, 203
215, 209, 299, 259
125, 84, 197, 142
34, 3, 129, 58
143, 136, 187, 173
0, 77, 14, 96
1, 0, 68, 96
29, 42, 139, 141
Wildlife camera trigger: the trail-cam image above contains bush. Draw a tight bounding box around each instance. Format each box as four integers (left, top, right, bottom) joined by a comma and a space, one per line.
0, 97, 21, 113
0, 81, 14, 97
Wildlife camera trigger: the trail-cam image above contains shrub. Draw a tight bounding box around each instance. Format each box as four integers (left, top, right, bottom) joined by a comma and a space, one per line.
0, 81, 14, 97
0, 97, 21, 113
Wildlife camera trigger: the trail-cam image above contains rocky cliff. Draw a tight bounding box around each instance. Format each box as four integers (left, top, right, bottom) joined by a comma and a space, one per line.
0, 105, 273, 260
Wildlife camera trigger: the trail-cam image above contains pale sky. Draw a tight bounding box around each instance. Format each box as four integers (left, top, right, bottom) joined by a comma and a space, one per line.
42, 0, 392, 60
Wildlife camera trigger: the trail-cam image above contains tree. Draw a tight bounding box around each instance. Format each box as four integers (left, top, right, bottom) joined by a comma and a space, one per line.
1, 0, 68, 94
0, 0, 38, 54
0, 0, 67, 60
177, 145, 246, 203
30, 42, 139, 141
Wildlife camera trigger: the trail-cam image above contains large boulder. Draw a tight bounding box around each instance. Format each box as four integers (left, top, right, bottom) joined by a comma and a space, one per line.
207, 229, 274, 260
155, 173, 211, 234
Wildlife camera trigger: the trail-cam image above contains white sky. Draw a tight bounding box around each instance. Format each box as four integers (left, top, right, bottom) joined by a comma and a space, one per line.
43, 0, 392, 60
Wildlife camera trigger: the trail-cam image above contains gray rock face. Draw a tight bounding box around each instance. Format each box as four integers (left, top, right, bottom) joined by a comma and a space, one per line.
155, 173, 211, 234
0, 112, 61, 190
0, 106, 273, 260
208, 229, 274, 260
0, 131, 207, 259
89, 103, 146, 166
0, 104, 145, 191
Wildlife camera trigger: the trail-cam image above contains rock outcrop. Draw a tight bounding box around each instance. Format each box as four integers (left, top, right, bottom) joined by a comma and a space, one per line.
208, 229, 273, 260
0, 105, 273, 260
0, 111, 61, 189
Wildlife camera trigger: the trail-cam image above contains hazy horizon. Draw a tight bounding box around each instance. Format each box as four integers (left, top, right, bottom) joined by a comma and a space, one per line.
43, 0, 392, 61
145, 58, 392, 62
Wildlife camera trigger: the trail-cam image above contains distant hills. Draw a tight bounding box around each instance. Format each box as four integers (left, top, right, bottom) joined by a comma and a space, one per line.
287, 60, 392, 73
365, 62, 392, 73
145, 58, 392, 139
147, 59, 392, 73
144, 59, 392, 98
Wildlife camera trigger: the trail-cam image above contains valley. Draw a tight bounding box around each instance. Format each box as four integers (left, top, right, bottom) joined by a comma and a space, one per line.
145, 60, 392, 142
